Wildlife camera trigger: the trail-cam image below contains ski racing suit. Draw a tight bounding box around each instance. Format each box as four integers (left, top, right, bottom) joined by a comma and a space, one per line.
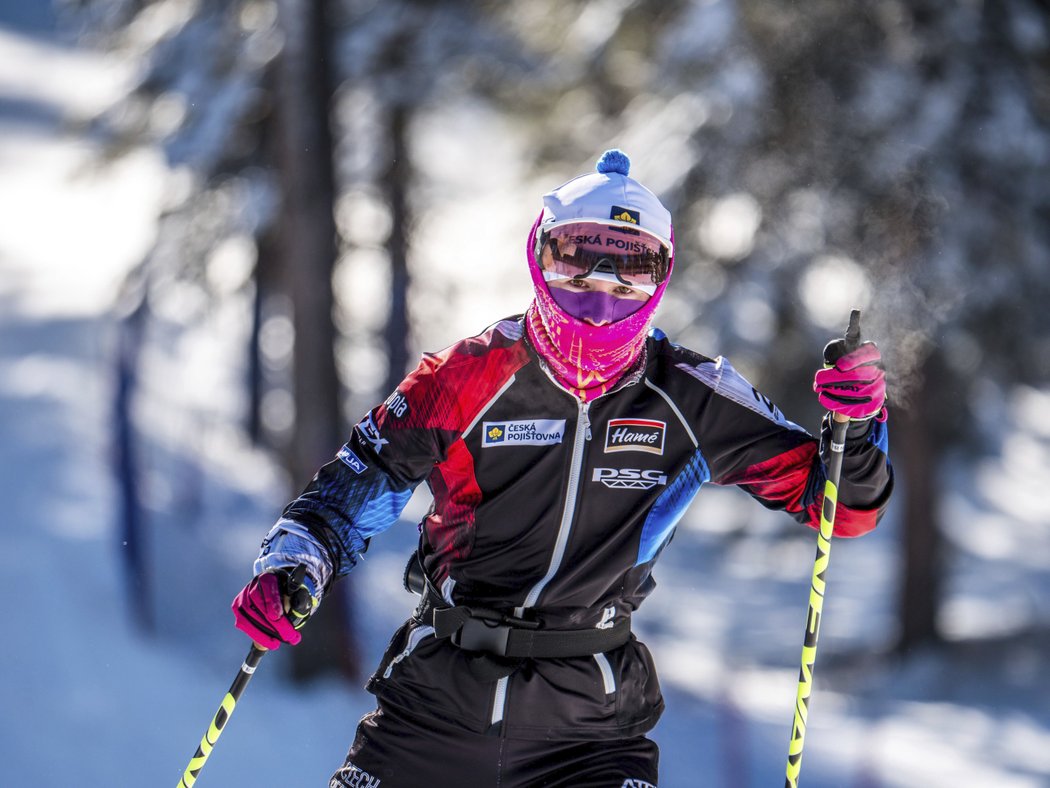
255, 317, 894, 788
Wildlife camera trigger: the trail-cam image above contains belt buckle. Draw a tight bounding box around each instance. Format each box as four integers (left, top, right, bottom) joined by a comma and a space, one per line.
453, 617, 512, 655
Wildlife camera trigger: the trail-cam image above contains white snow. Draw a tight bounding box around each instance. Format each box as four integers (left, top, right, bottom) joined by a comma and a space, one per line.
2, 12, 1049, 788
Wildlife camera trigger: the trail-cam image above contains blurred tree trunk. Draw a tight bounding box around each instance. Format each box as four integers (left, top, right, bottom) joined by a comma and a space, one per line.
893, 354, 944, 653
383, 101, 412, 395
247, 226, 278, 445
274, 0, 359, 682
113, 289, 152, 633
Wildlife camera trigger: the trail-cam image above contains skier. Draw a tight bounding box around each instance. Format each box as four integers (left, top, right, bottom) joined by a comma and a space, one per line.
232, 150, 892, 788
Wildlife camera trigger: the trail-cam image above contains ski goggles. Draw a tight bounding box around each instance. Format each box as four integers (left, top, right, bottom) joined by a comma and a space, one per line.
536, 221, 672, 291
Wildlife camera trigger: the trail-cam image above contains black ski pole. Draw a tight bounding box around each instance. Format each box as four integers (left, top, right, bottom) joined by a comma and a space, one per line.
784, 309, 862, 788
176, 564, 307, 787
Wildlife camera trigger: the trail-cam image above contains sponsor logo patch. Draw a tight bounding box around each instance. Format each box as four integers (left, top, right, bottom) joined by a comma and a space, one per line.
356, 412, 389, 453
336, 445, 368, 474
384, 390, 409, 419
332, 762, 382, 787
592, 467, 668, 490
482, 419, 566, 447
562, 232, 651, 253
610, 205, 640, 225
604, 418, 666, 455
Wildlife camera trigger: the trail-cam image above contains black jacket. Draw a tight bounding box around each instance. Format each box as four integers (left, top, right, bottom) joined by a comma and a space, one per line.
261, 317, 893, 740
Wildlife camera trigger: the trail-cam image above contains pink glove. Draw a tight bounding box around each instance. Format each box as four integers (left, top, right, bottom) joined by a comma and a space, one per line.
232, 572, 302, 650
813, 342, 887, 421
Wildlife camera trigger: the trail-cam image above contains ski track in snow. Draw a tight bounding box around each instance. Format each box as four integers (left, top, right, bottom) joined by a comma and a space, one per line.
2, 9, 1050, 788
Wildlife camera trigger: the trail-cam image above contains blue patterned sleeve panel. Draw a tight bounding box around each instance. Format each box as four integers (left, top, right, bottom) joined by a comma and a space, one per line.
276, 447, 418, 590
635, 449, 711, 566
252, 411, 423, 598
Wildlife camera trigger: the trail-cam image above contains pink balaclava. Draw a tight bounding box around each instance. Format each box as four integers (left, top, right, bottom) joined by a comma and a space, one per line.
525, 150, 675, 402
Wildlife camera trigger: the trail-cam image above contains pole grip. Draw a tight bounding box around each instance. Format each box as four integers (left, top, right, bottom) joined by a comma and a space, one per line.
823, 309, 863, 367
844, 309, 861, 353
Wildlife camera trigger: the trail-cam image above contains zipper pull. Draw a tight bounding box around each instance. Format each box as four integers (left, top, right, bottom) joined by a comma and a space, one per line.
581, 402, 592, 441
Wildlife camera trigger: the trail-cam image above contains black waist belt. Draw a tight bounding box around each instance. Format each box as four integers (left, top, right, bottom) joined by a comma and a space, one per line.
426, 605, 631, 658
404, 551, 631, 659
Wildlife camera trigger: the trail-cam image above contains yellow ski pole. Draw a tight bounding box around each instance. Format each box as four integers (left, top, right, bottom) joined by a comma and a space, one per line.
176, 643, 266, 788
784, 309, 862, 788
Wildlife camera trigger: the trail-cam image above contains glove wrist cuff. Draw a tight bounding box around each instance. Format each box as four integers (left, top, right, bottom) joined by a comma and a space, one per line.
255, 520, 332, 602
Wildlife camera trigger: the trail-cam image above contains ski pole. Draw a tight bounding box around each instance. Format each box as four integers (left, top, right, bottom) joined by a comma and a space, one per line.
176, 563, 307, 787
784, 309, 862, 788
176, 643, 265, 787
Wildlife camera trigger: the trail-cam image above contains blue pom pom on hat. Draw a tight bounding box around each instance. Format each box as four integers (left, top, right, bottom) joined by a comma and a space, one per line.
595, 149, 630, 176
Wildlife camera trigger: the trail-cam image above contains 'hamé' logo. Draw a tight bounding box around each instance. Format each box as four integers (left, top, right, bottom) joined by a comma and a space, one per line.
605, 419, 666, 455
610, 205, 640, 225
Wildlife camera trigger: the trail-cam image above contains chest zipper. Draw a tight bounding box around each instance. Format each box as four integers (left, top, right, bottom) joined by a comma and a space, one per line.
519, 396, 591, 612
489, 397, 592, 729
488, 352, 652, 729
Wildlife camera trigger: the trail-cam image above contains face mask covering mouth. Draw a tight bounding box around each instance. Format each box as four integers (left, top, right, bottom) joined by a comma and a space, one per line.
546, 287, 647, 325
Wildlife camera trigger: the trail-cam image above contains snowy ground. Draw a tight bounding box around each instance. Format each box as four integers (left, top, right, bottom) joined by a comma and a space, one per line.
3, 8, 1050, 787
